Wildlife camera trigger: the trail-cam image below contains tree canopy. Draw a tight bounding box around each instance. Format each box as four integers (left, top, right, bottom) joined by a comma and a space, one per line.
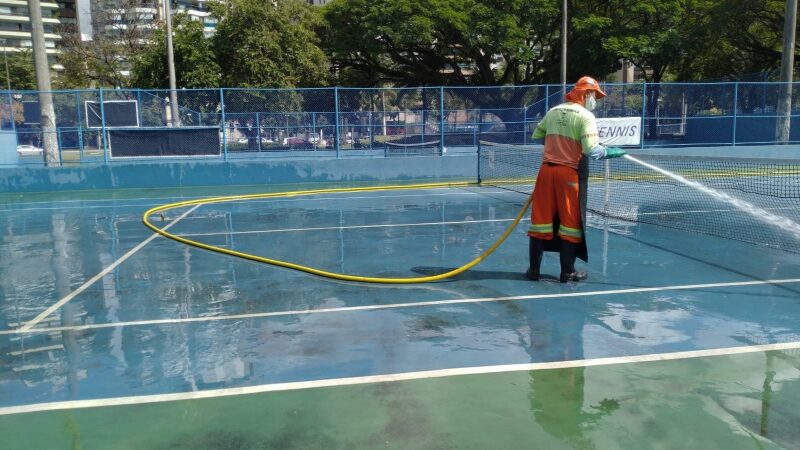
56, 0, 155, 88
0, 50, 36, 90
211, 0, 329, 88
131, 13, 221, 89
49, 0, 800, 89
323, 0, 563, 86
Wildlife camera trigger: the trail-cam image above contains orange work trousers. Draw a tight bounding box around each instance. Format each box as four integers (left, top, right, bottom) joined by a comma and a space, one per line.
528, 163, 583, 243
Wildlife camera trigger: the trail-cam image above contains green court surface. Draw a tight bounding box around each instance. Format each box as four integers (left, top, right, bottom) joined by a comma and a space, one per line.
1, 351, 798, 449
2, 182, 800, 449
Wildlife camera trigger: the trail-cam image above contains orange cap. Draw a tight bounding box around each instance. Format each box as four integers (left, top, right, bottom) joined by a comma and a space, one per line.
567, 76, 607, 100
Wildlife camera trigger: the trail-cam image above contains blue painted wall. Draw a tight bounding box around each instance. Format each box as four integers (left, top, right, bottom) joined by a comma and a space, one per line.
0, 132, 18, 166
0, 153, 478, 193
1, 144, 796, 194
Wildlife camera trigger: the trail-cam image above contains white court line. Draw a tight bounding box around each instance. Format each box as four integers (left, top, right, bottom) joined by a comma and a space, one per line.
1, 341, 798, 416
0, 189, 511, 213
635, 206, 796, 216
179, 217, 526, 238
17, 204, 202, 333
0, 185, 482, 207
4, 278, 799, 336
177, 203, 800, 238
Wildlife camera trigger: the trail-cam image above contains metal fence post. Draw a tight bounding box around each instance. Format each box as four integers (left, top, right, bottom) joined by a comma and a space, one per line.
732, 81, 738, 146
545, 85, 549, 112
75, 91, 84, 157
256, 111, 261, 152
56, 127, 62, 165
439, 86, 445, 152
136, 89, 142, 126
334, 86, 340, 158
640, 82, 647, 149
523, 102, 528, 145
99, 87, 108, 163
220, 88, 228, 161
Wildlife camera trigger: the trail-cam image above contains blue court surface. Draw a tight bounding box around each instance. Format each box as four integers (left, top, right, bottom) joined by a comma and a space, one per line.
1, 184, 799, 449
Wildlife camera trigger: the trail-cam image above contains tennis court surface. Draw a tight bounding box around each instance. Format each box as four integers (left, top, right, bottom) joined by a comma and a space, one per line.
2, 155, 800, 448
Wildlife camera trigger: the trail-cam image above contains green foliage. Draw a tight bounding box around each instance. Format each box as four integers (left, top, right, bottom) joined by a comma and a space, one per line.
56, 0, 157, 88
572, 0, 715, 83
322, 0, 562, 86
0, 50, 36, 90
211, 0, 329, 88
680, 0, 796, 80
131, 13, 221, 89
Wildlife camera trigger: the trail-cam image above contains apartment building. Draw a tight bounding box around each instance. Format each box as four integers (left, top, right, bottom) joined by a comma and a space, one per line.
174, 0, 216, 38
0, 0, 61, 56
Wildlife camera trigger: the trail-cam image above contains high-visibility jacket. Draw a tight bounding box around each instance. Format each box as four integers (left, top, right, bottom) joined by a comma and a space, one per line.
532, 102, 600, 169
530, 101, 595, 262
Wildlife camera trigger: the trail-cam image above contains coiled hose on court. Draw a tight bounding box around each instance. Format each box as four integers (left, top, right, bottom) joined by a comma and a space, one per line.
143, 182, 531, 284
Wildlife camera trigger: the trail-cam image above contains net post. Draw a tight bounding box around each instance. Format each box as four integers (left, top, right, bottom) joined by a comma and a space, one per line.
732, 81, 738, 146
602, 158, 610, 276
439, 86, 445, 154
99, 87, 108, 164
640, 82, 646, 149
334, 86, 340, 158
220, 88, 227, 161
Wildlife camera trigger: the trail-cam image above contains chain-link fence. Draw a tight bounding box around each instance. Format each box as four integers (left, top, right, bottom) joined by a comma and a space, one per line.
2, 82, 799, 166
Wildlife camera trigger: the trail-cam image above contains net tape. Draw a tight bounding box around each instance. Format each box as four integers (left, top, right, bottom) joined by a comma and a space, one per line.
478, 142, 800, 253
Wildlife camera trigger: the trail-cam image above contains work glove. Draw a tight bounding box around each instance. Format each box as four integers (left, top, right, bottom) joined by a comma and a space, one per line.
604, 147, 627, 159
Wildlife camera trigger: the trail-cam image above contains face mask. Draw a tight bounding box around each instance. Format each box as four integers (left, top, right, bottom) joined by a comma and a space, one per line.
585, 93, 597, 111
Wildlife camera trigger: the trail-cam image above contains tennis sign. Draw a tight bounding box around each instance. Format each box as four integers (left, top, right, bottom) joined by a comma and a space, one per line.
597, 117, 641, 146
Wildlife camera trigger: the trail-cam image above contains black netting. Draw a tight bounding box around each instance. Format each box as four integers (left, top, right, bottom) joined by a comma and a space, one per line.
478, 142, 800, 253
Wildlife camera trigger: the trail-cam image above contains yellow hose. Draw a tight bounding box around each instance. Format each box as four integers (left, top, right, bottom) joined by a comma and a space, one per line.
143, 182, 531, 284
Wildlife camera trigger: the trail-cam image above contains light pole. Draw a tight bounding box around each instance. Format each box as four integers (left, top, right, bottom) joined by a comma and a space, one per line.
163, 0, 180, 126
26, 0, 59, 165
560, 0, 567, 87
777, 0, 798, 142
1, 39, 11, 91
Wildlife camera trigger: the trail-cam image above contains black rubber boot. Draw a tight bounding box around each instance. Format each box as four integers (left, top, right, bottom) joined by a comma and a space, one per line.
559, 241, 587, 283
526, 238, 545, 281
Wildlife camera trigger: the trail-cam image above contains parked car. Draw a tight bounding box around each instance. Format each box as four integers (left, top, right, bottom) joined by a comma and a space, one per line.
282, 137, 309, 146
17, 145, 43, 156
238, 137, 275, 144
308, 136, 326, 146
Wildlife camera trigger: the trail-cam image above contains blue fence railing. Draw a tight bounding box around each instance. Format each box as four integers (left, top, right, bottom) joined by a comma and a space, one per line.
1, 82, 799, 166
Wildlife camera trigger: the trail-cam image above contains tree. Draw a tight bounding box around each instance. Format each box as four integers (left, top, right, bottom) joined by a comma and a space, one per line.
323, 0, 564, 87
677, 0, 799, 80
131, 13, 220, 88
56, 0, 156, 88
0, 49, 36, 90
211, 0, 329, 88
572, 0, 716, 84
571, 0, 718, 138
322, 0, 572, 143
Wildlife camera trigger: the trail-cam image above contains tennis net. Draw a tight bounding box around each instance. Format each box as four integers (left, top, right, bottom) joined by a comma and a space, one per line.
477, 142, 800, 253
384, 139, 442, 157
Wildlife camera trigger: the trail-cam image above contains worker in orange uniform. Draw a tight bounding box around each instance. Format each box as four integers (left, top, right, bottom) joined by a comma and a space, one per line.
527, 76, 626, 282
